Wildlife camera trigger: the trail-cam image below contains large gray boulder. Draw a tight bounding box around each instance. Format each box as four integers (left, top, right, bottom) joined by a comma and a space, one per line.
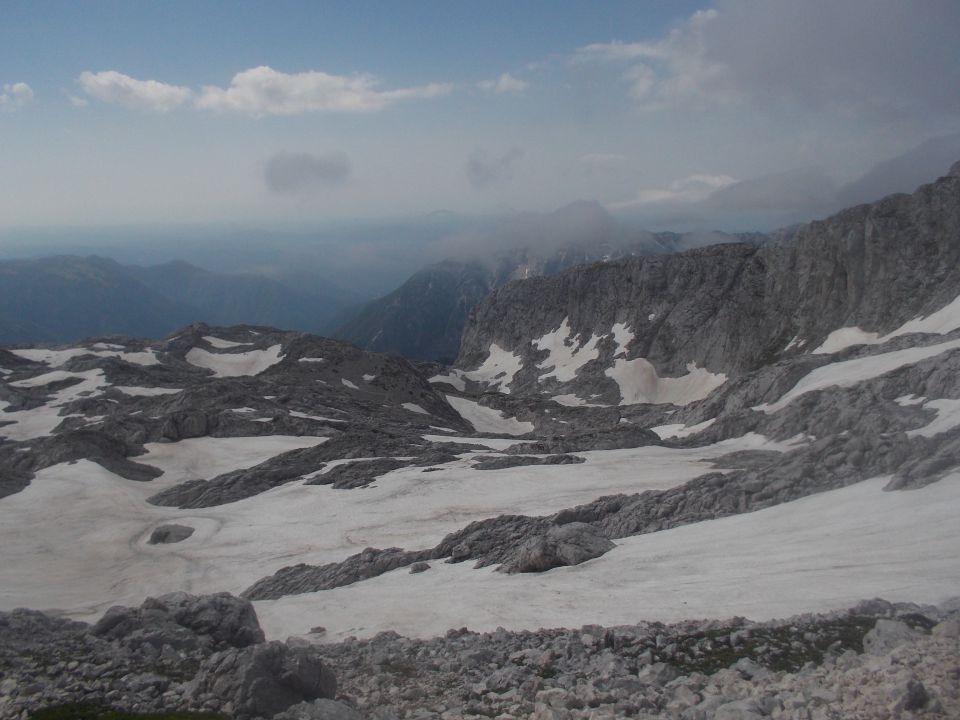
187, 641, 337, 719
500, 522, 615, 573
862, 618, 925, 655
91, 592, 264, 651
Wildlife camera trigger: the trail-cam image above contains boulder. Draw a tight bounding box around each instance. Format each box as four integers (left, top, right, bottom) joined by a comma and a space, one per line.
500, 522, 615, 573
148, 523, 195, 544
862, 618, 924, 655
91, 592, 264, 650
713, 699, 767, 720
187, 641, 336, 719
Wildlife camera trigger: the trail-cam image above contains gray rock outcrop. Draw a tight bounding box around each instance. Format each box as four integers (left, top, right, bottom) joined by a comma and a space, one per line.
500, 523, 616, 573
457, 168, 960, 402
92, 591, 265, 651
148, 524, 195, 544
186, 641, 336, 719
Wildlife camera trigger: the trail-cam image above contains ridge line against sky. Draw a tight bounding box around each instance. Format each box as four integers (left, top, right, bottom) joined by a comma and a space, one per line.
1, 0, 959, 229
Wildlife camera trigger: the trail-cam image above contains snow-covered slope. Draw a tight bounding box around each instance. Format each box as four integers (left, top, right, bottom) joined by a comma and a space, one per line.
1, 165, 960, 704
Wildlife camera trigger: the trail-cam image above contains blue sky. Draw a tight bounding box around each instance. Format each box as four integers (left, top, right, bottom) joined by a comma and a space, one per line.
1, 0, 959, 228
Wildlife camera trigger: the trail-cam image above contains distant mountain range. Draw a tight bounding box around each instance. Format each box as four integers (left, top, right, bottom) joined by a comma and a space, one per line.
0, 255, 351, 345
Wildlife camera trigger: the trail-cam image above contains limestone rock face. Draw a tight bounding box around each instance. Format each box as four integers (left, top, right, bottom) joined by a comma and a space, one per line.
500, 522, 615, 574
91, 591, 265, 651
457, 167, 960, 403
187, 641, 337, 720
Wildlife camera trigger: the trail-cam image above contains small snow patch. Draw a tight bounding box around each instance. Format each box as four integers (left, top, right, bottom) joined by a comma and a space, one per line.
552, 394, 605, 408
402, 402, 429, 415
462, 344, 523, 394
605, 359, 726, 406
202, 336, 253, 349
651, 418, 716, 439
907, 398, 960, 438
814, 293, 960, 355
114, 386, 182, 397
534, 317, 603, 383
428, 372, 466, 391
185, 345, 283, 378
289, 411, 347, 423
446, 395, 533, 435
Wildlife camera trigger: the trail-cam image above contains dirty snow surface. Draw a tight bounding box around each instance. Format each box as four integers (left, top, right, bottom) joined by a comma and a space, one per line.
2, 319, 959, 651
184, 344, 284, 377
605, 359, 727, 406
2, 422, 955, 644
257, 475, 960, 640
445, 395, 533, 435
2, 432, 803, 632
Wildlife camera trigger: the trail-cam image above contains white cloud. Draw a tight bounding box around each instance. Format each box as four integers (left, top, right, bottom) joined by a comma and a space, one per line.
195, 66, 453, 115
611, 173, 737, 208
78, 71, 192, 112
68, 95, 89, 109
575, 9, 733, 111
478, 73, 529, 95
0, 82, 34, 110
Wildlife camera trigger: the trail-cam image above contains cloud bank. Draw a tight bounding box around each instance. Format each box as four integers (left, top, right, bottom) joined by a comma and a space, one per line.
196, 66, 452, 115
576, 0, 960, 117
78, 66, 453, 115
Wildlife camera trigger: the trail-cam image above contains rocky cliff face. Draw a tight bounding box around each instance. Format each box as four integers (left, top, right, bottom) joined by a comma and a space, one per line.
334, 225, 743, 362
456, 164, 960, 404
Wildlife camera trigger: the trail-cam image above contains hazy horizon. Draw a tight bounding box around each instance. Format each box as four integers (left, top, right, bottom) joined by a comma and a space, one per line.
2, 0, 959, 233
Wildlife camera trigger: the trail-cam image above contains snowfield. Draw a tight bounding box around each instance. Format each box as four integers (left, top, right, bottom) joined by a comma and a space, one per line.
0, 432, 804, 632
258, 474, 960, 641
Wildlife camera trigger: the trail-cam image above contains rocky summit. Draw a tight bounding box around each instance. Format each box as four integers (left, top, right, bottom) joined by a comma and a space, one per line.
1, 165, 960, 718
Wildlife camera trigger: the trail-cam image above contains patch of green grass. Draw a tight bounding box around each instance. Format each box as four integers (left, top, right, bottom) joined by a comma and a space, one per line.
29, 703, 227, 720
663, 615, 876, 675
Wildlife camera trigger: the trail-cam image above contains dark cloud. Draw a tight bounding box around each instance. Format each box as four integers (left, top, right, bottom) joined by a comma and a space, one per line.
466, 148, 523, 189
263, 151, 351, 194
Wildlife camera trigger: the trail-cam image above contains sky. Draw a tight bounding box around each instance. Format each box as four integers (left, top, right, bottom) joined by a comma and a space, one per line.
1, 0, 959, 230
